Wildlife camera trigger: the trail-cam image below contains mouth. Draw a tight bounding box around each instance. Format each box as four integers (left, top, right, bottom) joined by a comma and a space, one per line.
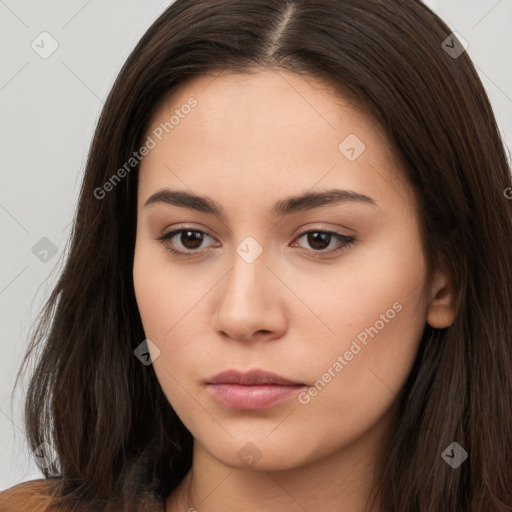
205, 369, 306, 410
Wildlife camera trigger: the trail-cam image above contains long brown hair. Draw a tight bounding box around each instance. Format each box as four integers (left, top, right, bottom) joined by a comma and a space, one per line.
4, 0, 512, 510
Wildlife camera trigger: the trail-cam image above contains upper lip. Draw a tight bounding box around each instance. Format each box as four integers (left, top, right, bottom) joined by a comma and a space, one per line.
207, 369, 303, 386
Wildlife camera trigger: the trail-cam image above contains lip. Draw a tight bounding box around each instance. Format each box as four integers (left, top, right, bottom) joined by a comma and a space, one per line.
206, 369, 305, 410
207, 369, 303, 386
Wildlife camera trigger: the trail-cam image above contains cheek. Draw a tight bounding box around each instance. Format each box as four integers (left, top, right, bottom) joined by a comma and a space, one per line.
289, 292, 426, 459
133, 238, 212, 376
133, 238, 177, 341
133, 247, 192, 410
302, 297, 424, 395
295, 234, 428, 409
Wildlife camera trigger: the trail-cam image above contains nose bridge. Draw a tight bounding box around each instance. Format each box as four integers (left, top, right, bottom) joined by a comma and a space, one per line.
224, 236, 269, 305
213, 235, 285, 340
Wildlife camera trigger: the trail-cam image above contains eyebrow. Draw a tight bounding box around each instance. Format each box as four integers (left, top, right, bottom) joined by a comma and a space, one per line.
144, 188, 379, 220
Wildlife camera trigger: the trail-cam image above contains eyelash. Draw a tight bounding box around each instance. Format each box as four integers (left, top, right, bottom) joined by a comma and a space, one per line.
155, 227, 355, 259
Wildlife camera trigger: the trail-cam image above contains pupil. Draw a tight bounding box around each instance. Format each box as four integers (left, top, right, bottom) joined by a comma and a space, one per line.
182, 231, 203, 249
309, 232, 330, 250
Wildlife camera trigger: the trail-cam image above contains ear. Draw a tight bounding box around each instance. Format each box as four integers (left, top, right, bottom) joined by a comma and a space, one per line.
426, 268, 458, 329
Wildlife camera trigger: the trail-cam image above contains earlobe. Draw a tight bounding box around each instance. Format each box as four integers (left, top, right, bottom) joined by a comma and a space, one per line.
426, 270, 458, 329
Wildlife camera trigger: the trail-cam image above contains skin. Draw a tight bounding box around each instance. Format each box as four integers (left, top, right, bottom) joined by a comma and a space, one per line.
133, 68, 457, 512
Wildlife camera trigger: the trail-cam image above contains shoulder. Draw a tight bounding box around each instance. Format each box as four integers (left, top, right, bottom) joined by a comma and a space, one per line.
0, 478, 60, 512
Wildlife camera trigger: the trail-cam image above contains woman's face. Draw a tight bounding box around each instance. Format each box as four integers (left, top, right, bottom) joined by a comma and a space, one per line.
133, 68, 454, 472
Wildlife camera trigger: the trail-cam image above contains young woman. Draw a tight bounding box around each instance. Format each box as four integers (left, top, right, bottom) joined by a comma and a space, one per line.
1, 0, 511, 511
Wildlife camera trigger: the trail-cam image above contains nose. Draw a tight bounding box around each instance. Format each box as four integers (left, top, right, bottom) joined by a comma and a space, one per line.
212, 245, 288, 343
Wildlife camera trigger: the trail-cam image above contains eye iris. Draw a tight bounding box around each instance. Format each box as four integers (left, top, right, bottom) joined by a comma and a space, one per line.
181, 230, 204, 249
308, 232, 330, 250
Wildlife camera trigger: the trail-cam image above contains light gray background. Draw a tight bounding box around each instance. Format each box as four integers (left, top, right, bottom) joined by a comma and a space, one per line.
1, 0, 511, 491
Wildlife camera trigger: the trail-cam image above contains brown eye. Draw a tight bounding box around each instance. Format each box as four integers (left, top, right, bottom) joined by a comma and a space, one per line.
306, 232, 331, 250
292, 230, 355, 255
177, 230, 205, 250
156, 228, 218, 258
156, 227, 355, 259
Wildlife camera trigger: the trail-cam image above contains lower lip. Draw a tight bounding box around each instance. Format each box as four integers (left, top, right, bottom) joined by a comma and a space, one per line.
206, 383, 304, 410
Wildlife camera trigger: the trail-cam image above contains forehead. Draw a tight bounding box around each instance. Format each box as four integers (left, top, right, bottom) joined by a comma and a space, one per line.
145, 68, 371, 144
138, 68, 411, 214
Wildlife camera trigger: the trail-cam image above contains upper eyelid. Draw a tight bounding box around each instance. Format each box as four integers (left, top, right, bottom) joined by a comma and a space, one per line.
162, 225, 216, 241
162, 224, 350, 238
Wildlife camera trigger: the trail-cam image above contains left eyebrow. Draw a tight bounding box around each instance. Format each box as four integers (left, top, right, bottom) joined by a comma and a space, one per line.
143, 187, 380, 221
